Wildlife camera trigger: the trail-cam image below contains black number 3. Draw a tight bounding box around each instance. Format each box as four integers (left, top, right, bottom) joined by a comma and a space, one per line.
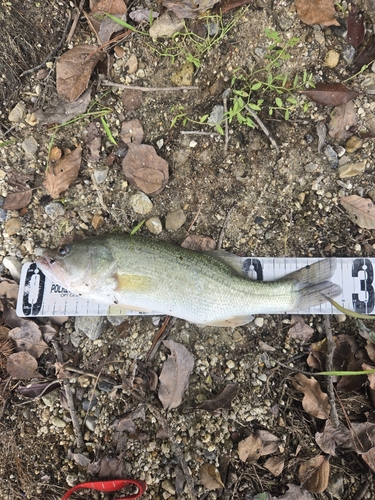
352, 258, 374, 313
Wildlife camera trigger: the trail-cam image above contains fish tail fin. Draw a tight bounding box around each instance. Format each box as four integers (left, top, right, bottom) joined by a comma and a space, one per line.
284, 258, 342, 310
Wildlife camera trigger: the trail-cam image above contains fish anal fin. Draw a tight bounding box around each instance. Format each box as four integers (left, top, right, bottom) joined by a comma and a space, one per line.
203, 315, 254, 327
115, 274, 153, 292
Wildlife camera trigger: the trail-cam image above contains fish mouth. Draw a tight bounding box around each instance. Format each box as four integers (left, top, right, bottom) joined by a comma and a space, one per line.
36, 254, 63, 283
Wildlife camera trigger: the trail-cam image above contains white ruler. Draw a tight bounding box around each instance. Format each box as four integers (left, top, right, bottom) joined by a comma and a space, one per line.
16, 257, 375, 317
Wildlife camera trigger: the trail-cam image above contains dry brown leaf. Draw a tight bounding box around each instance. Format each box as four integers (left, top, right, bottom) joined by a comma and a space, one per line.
292, 373, 330, 419
196, 383, 238, 412
181, 235, 217, 252
298, 455, 330, 493
264, 456, 285, 476
56, 45, 100, 102
350, 422, 375, 454
275, 484, 314, 500
295, 0, 340, 27
91, 0, 127, 14
163, 0, 220, 19
9, 322, 48, 359
35, 87, 92, 125
7, 351, 41, 379
122, 89, 143, 113
328, 101, 357, 141
44, 145, 82, 199
340, 195, 375, 229
122, 143, 169, 195
361, 446, 375, 473
288, 315, 314, 341
3, 189, 32, 210
199, 464, 224, 490
315, 419, 352, 455
301, 82, 359, 107
158, 340, 194, 410
238, 433, 263, 463
120, 119, 144, 145
257, 430, 280, 455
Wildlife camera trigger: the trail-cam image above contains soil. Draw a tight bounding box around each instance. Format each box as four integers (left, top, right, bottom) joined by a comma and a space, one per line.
1, 0, 375, 499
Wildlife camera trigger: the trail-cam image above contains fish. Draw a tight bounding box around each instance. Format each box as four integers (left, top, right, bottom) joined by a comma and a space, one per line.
36, 234, 342, 327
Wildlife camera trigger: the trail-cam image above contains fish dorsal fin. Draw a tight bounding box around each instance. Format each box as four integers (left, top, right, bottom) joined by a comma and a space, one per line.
206, 250, 244, 276
115, 274, 153, 292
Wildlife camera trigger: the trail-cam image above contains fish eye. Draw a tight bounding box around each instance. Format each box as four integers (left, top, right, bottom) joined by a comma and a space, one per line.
58, 245, 71, 256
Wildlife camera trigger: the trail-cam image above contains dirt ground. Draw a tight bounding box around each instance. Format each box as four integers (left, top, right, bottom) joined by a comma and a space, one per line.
2, 0, 375, 498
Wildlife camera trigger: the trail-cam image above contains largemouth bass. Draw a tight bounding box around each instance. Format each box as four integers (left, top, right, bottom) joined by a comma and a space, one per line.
37, 234, 341, 327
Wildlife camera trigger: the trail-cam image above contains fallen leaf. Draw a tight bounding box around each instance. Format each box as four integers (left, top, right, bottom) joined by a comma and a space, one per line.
18, 380, 61, 399
87, 456, 128, 478
196, 383, 238, 412
7, 351, 41, 379
9, 322, 48, 359
91, 0, 127, 14
298, 455, 330, 493
340, 195, 375, 229
122, 89, 143, 113
56, 45, 100, 102
288, 315, 314, 341
3, 190, 33, 210
120, 119, 144, 144
337, 359, 367, 393
44, 145, 82, 199
292, 373, 330, 419
0, 278, 19, 301
181, 235, 217, 252
274, 483, 314, 500
315, 419, 352, 455
122, 143, 169, 195
112, 406, 146, 433
163, 0, 221, 19
238, 433, 263, 463
361, 446, 375, 473
347, 4, 365, 48
67, 450, 92, 467
353, 34, 375, 74
328, 101, 357, 141
350, 422, 375, 453
129, 9, 159, 23
264, 456, 285, 476
199, 463, 224, 490
301, 82, 359, 107
158, 340, 194, 410
35, 87, 92, 125
295, 0, 340, 27
85, 122, 102, 161
257, 430, 280, 455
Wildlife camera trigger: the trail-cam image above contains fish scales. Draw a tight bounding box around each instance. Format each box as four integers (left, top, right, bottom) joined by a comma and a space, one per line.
36, 234, 342, 327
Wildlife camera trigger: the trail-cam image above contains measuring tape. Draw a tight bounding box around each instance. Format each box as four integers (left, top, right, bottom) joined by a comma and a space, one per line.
16, 257, 375, 317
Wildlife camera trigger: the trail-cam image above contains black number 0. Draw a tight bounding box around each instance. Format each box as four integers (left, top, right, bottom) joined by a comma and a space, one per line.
352, 258, 375, 314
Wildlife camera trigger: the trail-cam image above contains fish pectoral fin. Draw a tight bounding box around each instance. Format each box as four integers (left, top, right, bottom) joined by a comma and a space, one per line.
202, 315, 255, 327
115, 274, 153, 292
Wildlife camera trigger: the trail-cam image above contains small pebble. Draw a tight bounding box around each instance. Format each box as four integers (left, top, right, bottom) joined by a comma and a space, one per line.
92, 214, 104, 230
130, 192, 153, 214
8, 101, 26, 122
50, 416, 66, 428
149, 11, 184, 39
334, 314, 346, 323
189, 140, 197, 148
338, 160, 366, 178
171, 62, 194, 86
85, 416, 97, 432
2, 256, 22, 281
125, 54, 138, 74
226, 359, 235, 369
93, 166, 109, 184
345, 136, 363, 153
208, 105, 224, 125
304, 162, 318, 173
4, 217, 23, 235
254, 317, 264, 327
342, 45, 356, 64
165, 209, 186, 231
45, 202, 65, 219
146, 217, 163, 235
22, 137, 38, 155
324, 50, 340, 68
324, 145, 339, 168
82, 397, 98, 411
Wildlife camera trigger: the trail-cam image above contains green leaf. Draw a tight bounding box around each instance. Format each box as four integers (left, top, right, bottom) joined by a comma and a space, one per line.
183, 117, 187, 125
251, 82, 262, 91
286, 97, 297, 104
106, 13, 137, 31
246, 117, 255, 128
303, 70, 307, 84
100, 116, 117, 145
269, 108, 273, 115
200, 114, 209, 123
293, 74, 299, 87
131, 219, 145, 235
280, 53, 290, 60
215, 124, 224, 135
237, 113, 245, 124
284, 109, 290, 120
264, 28, 281, 43
267, 73, 273, 85
248, 103, 261, 111
275, 97, 283, 107
282, 75, 288, 87
303, 102, 309, 112
257, 99, 264, 106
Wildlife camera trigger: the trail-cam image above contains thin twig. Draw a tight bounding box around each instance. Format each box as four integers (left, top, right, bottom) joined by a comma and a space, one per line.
102, 80, 199, 92
180, 131, 220, 136
146, 403, 196, 500
51, 339, 85, 450
244, 105, 279, 153
146, 316, 176, 362
222, 89, 231, 155
66, 0, 85, 45
187, 202, 203, 232
324, 316, 340, 428
64, 365, 118, 385
217, 203, 236, 250
20, 11, 72, 77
